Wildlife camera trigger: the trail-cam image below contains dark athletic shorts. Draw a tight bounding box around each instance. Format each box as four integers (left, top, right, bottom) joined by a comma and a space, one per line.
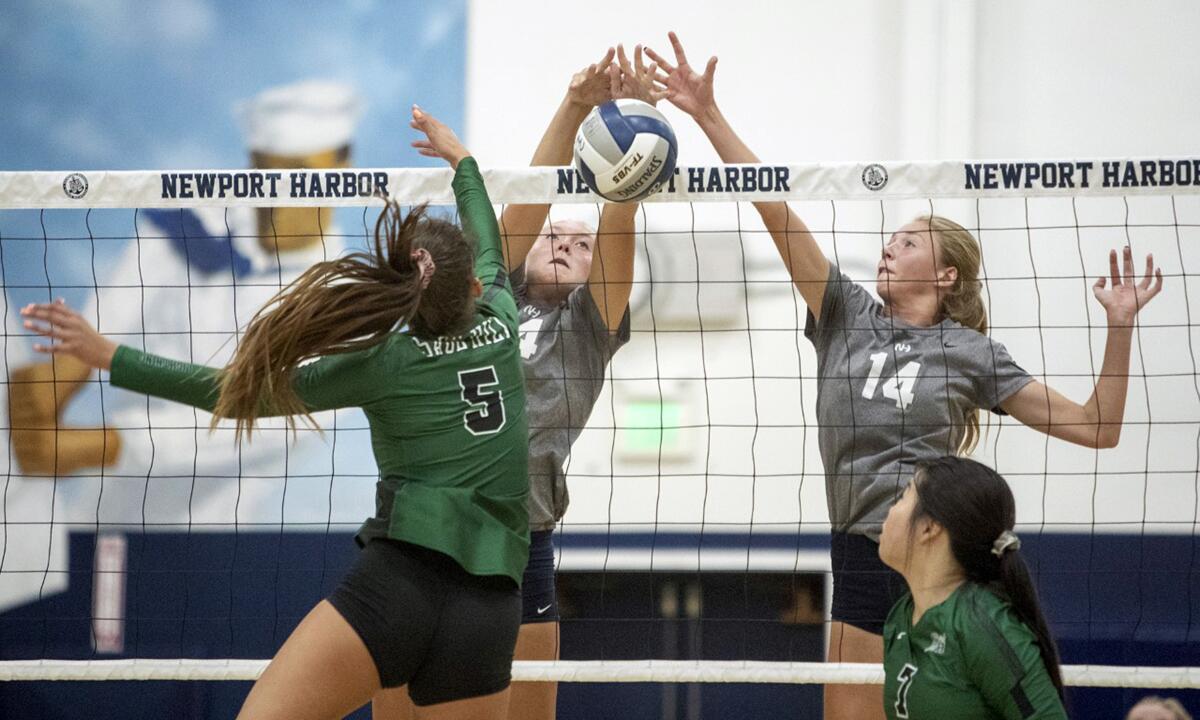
521, 530, 559, 624
328, 538, 521, 706
829, 531, 909, 636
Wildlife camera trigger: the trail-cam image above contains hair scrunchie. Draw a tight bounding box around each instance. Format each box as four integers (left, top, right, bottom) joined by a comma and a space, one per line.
411, 248, 436, 290
991, 530, 1021, 557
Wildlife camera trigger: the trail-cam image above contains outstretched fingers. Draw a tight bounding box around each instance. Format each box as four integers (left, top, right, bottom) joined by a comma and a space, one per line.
21, 301, 77, 326
646, 63, 668, 102
643, 44, 675, 74
409, 105, 428, 133
597, 46, 616, 70
1122, 245, 1135, 283
1139, 253, 1164, 302
668, 31, 689, 67
617, 44, 633, 76
21, 302, 77, 353
1141, 252, 1154, 286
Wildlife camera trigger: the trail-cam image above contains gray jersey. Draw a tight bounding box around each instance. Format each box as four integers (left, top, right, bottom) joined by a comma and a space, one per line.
806, 264, 1032, 539
515, 268, 631, 531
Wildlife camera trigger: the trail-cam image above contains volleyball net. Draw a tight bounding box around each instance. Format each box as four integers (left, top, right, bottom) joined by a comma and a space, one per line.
1, 159, 1198, 716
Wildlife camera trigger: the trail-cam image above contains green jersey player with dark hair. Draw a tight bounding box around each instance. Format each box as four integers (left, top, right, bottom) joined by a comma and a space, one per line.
878, 456, 1067, 720
22, 107, 529, 720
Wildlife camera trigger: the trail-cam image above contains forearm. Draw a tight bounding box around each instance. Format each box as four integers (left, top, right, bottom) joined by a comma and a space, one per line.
694, 105, 828, 299
534, 95, 592, 166
453, 157, 504, 279
1005, 321, 1134, 448
500, 96, 592, 269
694, 104, 759, 165
694, 106, 804, 230
109, 346, 223, 413
1081, 322, 1134, 445
590, 202, 638, 329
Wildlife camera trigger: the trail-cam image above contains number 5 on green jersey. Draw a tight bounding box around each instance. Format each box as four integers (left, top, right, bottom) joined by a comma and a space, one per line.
459, 366, 506, 435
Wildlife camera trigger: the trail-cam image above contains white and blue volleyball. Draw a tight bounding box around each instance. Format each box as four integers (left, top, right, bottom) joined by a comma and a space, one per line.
573, 99, 678, 202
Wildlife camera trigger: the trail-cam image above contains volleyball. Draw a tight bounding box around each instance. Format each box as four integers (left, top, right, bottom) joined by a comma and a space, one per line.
573, 99, 678, 202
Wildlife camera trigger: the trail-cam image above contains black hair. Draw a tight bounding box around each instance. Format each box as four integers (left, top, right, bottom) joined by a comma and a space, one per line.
911, 456, 1064, 697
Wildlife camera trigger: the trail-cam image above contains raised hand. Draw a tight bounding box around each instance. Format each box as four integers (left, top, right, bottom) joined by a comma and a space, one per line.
1093, 246, 1164, 324
410, 105, 470, 169
644, 31, 717, 118
609, 44, 668, 106
21, 300, 117, 371
567, 47, 617, 108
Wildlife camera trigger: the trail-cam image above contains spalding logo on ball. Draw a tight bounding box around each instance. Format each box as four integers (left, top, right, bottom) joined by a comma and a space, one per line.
573, 99, 678, 202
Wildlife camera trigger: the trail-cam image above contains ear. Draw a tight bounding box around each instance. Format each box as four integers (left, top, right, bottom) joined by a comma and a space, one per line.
915, 516, 944, 546
472, 277, 484, 298
936, 264, 958, 290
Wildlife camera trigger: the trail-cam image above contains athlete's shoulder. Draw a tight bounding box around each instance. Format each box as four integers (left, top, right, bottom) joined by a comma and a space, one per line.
884, 592, 914, 630
475, 291, 521, 334
882, 592, 914, 650
938, 318, 990, 345
371, 330, 430, 367
954, 583, 1036, 649
938, 322, 1014, 367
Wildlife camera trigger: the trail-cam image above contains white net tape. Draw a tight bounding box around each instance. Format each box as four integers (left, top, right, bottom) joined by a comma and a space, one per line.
1, 660, 1197, 689
2, 157, 1198, 210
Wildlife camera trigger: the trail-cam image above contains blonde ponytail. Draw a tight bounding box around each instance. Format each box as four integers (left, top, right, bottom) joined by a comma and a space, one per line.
921, 215, 988, 454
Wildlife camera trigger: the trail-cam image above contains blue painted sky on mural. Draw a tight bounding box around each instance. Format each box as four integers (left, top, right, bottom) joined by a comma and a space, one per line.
0, 0, 467, 317
0, 0, 467, 171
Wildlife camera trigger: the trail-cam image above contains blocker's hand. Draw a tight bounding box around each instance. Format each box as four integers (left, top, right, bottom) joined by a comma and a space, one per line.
644, 31, 717, 119
610, 44, 668, 106
1093, 246, 1163, 325
21, 299, 117, 371
568, 47, 617, 108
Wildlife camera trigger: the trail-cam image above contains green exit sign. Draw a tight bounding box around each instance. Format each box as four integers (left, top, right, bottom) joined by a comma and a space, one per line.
623, 399, 683, 453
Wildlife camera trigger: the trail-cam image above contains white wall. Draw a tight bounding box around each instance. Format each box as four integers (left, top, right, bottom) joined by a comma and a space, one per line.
466, 0, 1200, 538
467, 0, 1200, 161
974, 1, 1200, 157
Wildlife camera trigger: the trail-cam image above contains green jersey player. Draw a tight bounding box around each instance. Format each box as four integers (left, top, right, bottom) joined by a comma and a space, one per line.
22, 107, 528, 720
879, 457, 1067, 720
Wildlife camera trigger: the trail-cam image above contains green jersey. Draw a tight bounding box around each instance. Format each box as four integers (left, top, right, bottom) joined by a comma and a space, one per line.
883, 583, 1067, 720
109, 157, 531, 585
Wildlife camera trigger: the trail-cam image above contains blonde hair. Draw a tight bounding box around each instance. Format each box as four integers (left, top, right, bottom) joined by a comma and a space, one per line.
1128, 696, 1193, 720
920, 215, 988, 454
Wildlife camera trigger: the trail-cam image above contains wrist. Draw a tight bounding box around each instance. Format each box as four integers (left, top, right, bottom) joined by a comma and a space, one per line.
100, 341, 118, 372
562, 93, 597, 115
694, 104, 725, 133
1105, 313, 1136, 331
601, 200, 640, 217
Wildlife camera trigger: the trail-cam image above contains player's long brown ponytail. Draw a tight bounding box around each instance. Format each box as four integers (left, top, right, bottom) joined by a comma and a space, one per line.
911, 457, 1065, 699
922, 215, 988, 455
213, 201, 475, 439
